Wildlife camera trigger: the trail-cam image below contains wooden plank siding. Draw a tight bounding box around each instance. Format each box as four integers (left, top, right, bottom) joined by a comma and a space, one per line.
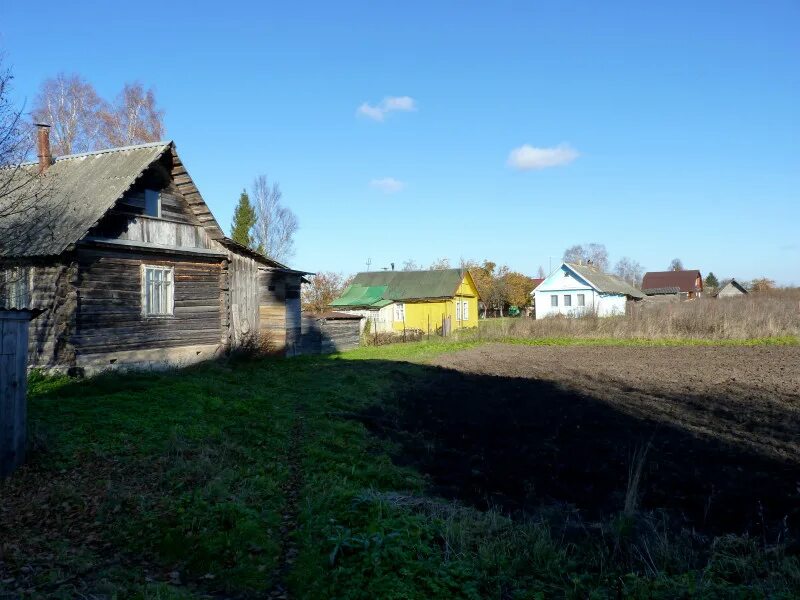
259, 269, 287, 350
72, 249, 224, 356
226, 251, 260, 347
0, 311, 33, 477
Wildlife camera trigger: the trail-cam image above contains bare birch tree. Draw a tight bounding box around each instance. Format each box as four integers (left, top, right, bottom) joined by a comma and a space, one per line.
31, 73, 104, 155
99, 82, 165, 147
614, 257, 644, 288
563, 243, 609, 271
252, 175, 298, 264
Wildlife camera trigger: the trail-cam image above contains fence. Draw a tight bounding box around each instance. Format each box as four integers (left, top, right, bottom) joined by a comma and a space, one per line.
1, 309, 36, 477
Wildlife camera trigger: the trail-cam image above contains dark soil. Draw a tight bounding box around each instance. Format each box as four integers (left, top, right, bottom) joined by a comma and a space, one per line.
362, 344, 800, 539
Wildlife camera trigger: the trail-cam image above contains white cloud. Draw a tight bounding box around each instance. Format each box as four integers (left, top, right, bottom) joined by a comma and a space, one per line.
507, 143, 579, 171
357, 96, 417, 121
370, 177, 405, 193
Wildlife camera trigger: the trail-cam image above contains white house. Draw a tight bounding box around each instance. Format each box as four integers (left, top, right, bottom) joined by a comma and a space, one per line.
533, 262, 644, 319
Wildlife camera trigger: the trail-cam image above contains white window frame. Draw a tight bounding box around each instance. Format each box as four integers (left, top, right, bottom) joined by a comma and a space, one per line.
462, 300, 469, 321
369, 309, 381, 324
551, 295, 558, 307
577, 293, 585, 307
144, 189, 161, 218
564, 294, 572, 307
456, 300, 462, 321
2, 266, 31, 309
142, 265, 174, 317
394, 302, 405, 322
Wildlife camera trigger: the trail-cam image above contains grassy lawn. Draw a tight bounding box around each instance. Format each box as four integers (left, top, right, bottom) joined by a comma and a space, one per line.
1, 339, 798, 598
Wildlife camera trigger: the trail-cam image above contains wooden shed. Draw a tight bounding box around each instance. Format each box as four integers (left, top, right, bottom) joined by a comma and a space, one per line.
0, 126, 308, 373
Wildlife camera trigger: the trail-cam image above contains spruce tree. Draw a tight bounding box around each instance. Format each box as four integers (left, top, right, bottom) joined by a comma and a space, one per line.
230, 189, 257, 248
705, 272, 719, 289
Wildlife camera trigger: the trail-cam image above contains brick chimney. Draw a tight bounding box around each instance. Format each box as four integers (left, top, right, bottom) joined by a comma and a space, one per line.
36, 123, 53, 173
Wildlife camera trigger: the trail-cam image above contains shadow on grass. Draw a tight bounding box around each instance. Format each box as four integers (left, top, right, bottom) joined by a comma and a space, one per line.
353, 361, 800, 541
6, 352, 799, 596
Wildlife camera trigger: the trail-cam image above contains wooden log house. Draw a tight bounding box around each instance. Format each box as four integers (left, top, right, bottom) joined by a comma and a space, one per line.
0, 125, 307, 373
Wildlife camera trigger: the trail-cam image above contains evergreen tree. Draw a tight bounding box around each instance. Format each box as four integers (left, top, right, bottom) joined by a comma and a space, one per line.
230, 189, 257, 248
705, 272, 719, 289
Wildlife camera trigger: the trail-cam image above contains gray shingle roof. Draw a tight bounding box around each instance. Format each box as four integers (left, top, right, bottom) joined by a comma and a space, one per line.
566, 262, 644, 299
0, 142, 172, 258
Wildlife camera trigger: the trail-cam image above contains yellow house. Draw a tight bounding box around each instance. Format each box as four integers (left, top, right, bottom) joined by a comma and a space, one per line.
329, 269, 480, 334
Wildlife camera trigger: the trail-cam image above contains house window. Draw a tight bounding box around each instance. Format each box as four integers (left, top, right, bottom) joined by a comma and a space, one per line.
577, 293, 585, 307
551, 295, 558, 307
142, 265, 174, 316
462, 300, 469, 321
564, 294, 572, 307
370, 310, 381, 324
144, 189, 161, 217
394, 302, 405, 322
2, 267, 29, 309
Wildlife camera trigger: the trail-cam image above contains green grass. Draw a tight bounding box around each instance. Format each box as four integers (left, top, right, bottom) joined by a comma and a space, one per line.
2, 340, 798, 598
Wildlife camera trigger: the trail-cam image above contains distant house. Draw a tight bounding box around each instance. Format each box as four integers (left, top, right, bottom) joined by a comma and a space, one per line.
0, 125, 308, 372
525, 278, 545, 317
329, 269, 479, 334
642, 270, 703, 299
716, 279, 748, 298
533, 262, 643, 319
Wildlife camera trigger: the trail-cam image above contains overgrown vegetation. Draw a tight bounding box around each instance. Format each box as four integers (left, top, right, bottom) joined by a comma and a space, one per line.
1, 341, 798, 598
481, 291, 800, 341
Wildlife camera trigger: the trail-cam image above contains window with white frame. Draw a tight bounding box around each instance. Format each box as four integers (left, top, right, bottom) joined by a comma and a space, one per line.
142, 265, 174, 316
2, 267, 30, 309
461, 300, 469, 321
551, 295, 558, 307
370, 309, 381, 324
564, 294, 572, 307
577, 293, 585, 307
456, 301, 462, 321
394, 302, 405, 322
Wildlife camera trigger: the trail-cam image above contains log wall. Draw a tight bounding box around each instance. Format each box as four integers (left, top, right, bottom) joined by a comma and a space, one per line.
73, 249, 224, 356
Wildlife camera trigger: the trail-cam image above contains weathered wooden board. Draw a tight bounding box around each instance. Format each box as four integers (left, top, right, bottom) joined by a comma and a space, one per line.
0, 311, 33, 477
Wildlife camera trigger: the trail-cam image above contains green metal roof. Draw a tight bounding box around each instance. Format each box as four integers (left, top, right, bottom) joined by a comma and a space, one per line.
330, 269, 473, 308
329, 284, 392, 308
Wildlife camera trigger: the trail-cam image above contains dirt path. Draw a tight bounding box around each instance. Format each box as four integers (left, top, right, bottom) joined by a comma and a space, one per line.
266, 405, 304, 600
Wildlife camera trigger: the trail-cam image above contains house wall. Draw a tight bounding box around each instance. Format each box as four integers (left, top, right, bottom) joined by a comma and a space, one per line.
717, 283, 746, 298
393, 275, 479, 332
71, 248, 225, 372
331, 305, 395, 333
534, 265, 628, 319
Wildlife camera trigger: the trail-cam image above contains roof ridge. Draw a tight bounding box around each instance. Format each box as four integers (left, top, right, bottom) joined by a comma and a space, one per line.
54, 140, 173, 161
12, 140, 173, 167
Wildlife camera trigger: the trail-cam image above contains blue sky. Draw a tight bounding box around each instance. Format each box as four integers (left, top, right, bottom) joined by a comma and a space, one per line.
2, 1, 799, 283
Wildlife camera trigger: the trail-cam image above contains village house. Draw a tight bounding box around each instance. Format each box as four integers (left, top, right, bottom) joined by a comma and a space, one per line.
642, 270, 703, 299
533, 262, 643, 318
329, 269, 479, 334
715, 279, 748, 298
0, 125, 308, 372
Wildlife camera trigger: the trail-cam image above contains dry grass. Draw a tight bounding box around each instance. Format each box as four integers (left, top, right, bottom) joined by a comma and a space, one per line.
479, 291, 800, 340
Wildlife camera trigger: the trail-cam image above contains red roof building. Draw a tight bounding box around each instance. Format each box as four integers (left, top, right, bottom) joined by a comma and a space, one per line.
641, 270, 703, 298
